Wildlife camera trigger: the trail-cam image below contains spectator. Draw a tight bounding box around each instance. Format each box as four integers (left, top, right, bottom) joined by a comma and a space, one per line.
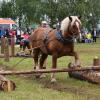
85, 32, 92, 43
10, 29, 16, 37
92, 28, 97, 42
0, 28, 5, 38
41, 21, 48, 28
20, 32, 30, 52
5, 29, 10, 38
16, 28, 21, 44
56, 21, 61, 30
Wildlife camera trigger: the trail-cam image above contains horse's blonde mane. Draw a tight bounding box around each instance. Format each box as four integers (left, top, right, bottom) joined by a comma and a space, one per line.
60, 16, 81, 34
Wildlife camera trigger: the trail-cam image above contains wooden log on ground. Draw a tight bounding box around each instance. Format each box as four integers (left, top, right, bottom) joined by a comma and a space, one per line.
0, 54, 14, 58
0, 75, 16, 91
68, 65, 100, 84
16, 53, 32, 58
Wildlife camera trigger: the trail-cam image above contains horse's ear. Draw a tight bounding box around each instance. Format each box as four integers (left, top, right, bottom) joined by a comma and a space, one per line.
69, 16, 72, 22
78, 15, 81, 19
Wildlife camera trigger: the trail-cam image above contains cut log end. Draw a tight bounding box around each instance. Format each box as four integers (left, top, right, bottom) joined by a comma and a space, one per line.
0, 75, 16, 92
1, 80, 16, 92
93, 57, 100, 66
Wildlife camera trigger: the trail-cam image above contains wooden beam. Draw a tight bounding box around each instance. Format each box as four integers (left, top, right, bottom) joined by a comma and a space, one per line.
0, 66, 100, 75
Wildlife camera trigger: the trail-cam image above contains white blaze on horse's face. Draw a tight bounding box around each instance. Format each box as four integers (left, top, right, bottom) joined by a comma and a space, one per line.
76, 21, 81, 33
70, 16, 81, 36
60, 16, 81, 37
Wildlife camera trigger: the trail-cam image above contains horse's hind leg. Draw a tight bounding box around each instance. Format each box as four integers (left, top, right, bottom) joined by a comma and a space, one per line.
39, 53, 48, 69
39, 53, 48, 78
33, 49, 40, 70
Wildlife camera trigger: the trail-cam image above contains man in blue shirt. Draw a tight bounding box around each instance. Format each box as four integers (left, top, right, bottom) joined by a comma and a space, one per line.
0, 28, 5, 38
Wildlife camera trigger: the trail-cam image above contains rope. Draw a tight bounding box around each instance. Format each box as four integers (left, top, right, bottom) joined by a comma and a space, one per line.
12, 57, 27, 68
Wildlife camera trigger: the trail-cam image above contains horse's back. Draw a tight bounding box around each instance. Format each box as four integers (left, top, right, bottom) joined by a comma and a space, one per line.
29, 27, 52, 48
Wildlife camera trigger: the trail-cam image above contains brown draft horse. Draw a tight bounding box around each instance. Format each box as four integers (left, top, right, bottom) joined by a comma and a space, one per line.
29, 16, 82, 82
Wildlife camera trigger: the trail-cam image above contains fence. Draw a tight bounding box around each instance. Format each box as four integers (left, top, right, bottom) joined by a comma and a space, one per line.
0, 37, 15, 61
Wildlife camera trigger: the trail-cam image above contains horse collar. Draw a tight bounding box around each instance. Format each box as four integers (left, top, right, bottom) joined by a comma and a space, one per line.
55, 30, 74, 44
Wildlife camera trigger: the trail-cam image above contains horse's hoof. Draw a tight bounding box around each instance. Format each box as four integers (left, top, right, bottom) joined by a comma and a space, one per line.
35, 74, 41, 78
40, 74, 46, 78
34, 72, 41, 78
75, 64, 81, 68
51, 78, 57, 83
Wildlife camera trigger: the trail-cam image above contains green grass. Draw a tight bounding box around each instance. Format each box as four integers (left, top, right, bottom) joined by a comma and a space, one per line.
0, 43, 100, 100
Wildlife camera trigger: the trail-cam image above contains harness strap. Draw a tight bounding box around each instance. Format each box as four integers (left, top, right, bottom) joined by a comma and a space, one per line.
55, 30, 74, 44
42, 30, 52, 54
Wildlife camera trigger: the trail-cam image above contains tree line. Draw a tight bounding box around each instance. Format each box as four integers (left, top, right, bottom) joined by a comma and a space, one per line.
0, 0, 100, 29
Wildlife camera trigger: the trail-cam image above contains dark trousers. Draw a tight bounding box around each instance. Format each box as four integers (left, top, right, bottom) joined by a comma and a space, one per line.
20, 39, 30, 51
93, 36, 97, 42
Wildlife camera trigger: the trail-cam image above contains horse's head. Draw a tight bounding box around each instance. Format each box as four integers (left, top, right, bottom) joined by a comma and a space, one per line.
61, 16, 82, 38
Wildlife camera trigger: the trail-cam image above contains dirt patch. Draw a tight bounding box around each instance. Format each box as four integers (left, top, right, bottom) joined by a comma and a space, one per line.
42, 81, 100, 100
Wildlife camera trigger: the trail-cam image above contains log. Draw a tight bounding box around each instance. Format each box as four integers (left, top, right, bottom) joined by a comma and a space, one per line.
0, 66, 99, 75
16, 53, 32, 58
68, 66, 100, 84
0, 75, 16, 91
0, 54, 14, 58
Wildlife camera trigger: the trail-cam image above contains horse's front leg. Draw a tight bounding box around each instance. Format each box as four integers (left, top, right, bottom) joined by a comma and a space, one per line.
51, 54, 57, 82
69, 51, 81, 67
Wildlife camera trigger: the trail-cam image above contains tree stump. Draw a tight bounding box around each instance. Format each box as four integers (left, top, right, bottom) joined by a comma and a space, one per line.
93, 56, 100, 66
0, 75, 16, 92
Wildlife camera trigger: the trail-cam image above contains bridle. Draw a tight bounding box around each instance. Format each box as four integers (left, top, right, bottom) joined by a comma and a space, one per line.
67, 19, 81, 38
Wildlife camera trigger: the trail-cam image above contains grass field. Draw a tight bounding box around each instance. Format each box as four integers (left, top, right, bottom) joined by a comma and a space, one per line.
0, 42, 100, 100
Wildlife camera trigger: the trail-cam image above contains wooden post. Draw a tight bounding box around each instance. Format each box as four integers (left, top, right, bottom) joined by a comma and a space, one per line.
11, 37, 15, 57
4, 37, 9, 62
93, 56, 100, 66
1, 37, 5, 54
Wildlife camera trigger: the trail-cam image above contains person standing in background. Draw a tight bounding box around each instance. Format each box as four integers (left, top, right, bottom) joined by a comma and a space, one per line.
92, 28, 97, 42
41, 21, 48, 28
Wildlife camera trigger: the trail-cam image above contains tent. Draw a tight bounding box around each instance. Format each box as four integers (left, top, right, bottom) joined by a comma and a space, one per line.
0, 18, 15, 24
0, 18, 16, 29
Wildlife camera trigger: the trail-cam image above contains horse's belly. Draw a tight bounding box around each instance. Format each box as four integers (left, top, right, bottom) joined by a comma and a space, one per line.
48, 42, 74, 57
58, 48, 73, 57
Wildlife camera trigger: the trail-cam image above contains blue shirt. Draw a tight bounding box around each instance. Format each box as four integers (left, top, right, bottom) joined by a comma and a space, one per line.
0, 30, 4, 37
